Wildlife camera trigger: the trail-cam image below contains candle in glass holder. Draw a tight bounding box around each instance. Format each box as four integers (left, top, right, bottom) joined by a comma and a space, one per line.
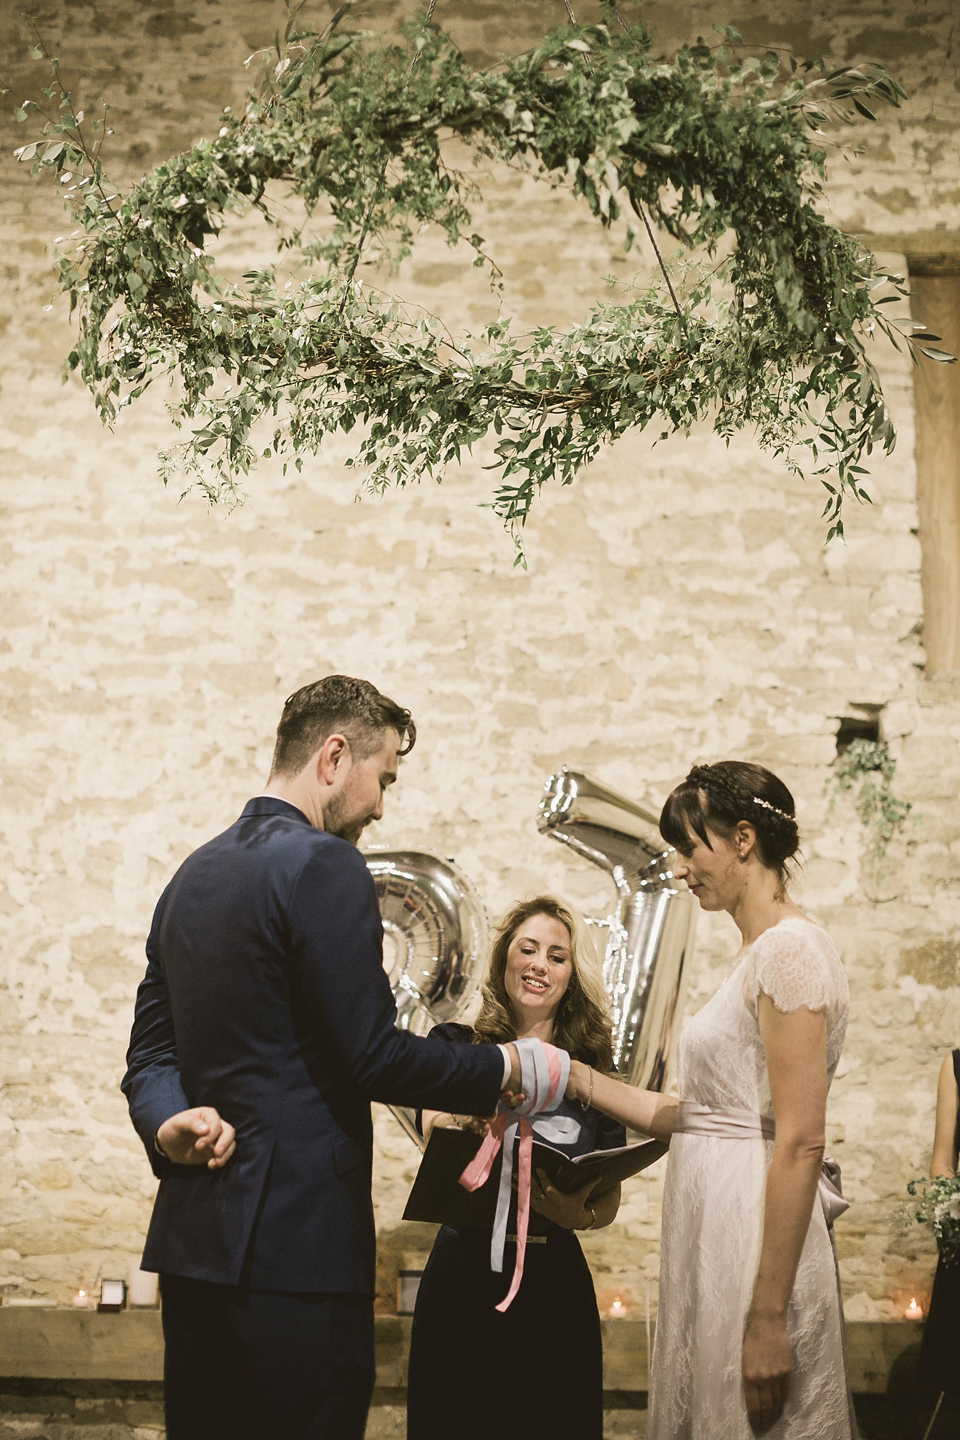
128, 1265, 159, 1308
72, 1289, 88, 1308
609, 1295, 625, 1317
904, 1297, 922, 1320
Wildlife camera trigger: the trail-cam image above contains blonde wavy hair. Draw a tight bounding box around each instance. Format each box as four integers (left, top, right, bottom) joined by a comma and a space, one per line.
472, 895, 615, 1072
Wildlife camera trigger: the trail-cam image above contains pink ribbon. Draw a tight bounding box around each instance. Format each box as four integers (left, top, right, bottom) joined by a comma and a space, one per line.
459, 1038, 569, 1312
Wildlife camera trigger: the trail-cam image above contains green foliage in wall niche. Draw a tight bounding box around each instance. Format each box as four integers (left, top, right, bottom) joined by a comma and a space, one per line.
7, 3, 950, 550
831, 739, 912, 860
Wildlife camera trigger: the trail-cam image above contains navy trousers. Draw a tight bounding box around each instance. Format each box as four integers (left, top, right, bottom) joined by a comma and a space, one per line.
160, 1275, 375, 1440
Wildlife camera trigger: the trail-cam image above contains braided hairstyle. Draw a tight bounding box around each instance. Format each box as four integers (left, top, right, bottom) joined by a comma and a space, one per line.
659, 761, 800, 891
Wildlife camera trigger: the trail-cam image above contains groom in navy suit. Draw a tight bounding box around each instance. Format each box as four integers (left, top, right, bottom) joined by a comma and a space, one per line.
122, 676, 521, 1440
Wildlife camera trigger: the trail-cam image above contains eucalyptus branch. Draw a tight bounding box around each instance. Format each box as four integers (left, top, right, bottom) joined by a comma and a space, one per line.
830, 739, 913, 860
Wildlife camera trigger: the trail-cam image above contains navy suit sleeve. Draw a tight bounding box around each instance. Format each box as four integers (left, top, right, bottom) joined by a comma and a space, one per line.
121, 888, 191, 1178
413, 1024, 475, 1135
288, 845, 503, 1115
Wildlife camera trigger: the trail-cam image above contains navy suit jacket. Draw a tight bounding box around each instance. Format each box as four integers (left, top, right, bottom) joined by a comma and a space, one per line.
122, 797, 503, 1294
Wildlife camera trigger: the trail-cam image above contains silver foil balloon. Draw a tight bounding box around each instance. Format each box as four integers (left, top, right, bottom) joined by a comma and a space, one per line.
370, 768, 696, 1147
538, 767, 697, 1091
537, 767, 673, 893
365, 849, 489, 1149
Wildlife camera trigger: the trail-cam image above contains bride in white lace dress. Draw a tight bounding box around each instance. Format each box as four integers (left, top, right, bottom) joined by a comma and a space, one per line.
566, 761, 856, 1439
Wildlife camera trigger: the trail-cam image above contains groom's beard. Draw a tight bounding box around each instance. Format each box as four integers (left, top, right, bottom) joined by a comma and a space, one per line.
323, 786, 373, 846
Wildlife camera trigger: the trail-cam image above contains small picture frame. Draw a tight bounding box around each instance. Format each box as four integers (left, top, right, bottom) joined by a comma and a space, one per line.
396, 1269, 423, 1315
97, 1279, 126, 1313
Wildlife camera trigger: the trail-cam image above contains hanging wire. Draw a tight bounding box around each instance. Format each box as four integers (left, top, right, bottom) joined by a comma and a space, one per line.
563, 0, 593, 74
598, 0, 689, 337
411, 0, 441, 69
631, 200, 688, 338
342, 0, 687, 340
340, 0, 440, 307
605, 0, 630, 36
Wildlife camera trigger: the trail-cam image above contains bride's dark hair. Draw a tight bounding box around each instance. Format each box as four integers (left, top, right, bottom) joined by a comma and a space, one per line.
659, 761, 800, 890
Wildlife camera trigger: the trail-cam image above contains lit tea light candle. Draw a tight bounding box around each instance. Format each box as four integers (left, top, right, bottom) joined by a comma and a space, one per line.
904, 1297, 922, 1320
72, 1290, 88, 1309
609, 1295, 625, 1317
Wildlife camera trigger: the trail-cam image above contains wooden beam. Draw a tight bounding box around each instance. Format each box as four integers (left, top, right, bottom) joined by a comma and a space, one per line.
909, 274, 960, 677
0, 1310, 926, 1394
849, 231, 960, 276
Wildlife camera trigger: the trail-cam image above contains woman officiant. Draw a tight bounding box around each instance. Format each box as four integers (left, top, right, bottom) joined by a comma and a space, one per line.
406, 895, 625, 1440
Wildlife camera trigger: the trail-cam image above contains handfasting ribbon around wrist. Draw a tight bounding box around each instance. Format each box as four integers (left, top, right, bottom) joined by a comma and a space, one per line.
458, 1037, 570, 1312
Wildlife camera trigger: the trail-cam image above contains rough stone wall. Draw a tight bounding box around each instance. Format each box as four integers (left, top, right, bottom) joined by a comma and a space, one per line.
0, 0, 958, 1324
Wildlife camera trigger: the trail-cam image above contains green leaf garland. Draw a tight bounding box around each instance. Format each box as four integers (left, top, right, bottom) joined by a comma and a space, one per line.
10, 6, 946, 548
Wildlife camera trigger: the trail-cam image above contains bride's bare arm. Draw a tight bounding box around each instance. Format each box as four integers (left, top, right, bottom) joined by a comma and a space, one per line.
566, 1060, 678, 1142
930, 1053, 959, 1178
743, 998, 828, 1436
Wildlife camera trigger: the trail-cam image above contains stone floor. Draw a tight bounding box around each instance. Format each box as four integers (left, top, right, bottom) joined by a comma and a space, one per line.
365, 1391, 960, 1439
1, 1385, 957, 1438
365, 1398, 652, 1437
0, 1382, 164, 1439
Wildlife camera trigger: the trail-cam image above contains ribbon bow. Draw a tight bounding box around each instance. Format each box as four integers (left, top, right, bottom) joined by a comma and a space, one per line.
458, 1037, 570, 1312
819, 1157, 849, 1230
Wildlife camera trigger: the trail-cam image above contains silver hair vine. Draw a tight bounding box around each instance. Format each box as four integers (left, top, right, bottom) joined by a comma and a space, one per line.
752, 797, 794, 823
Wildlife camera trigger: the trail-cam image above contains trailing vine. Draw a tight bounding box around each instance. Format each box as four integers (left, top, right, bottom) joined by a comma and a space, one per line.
831, 739, 912, 860
8, 3, 951, 550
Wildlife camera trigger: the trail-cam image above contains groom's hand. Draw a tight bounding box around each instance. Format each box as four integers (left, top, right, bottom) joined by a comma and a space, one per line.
502, 1042, 524, 1101
156, 1107, 237, 1169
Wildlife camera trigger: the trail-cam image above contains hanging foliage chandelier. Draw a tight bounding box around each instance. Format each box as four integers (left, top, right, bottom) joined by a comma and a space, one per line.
12, 0, 948, 548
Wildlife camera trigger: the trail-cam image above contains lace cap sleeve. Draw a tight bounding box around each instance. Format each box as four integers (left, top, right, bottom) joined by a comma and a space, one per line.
745, 923, 845, 1016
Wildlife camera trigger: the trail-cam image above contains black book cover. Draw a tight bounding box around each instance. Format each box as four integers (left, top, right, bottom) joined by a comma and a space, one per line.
402, 1124, 668, 1232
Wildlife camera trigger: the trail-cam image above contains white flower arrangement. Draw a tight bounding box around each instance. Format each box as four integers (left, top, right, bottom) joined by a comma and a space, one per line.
908, 1174, 960, 1267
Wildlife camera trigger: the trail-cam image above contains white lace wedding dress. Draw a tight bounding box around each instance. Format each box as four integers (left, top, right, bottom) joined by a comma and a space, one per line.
649, 917, 854, 1440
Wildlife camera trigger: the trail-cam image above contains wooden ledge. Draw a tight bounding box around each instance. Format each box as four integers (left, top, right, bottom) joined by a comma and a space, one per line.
0, 1310, 923, 1395
0, 1310, 164, 1382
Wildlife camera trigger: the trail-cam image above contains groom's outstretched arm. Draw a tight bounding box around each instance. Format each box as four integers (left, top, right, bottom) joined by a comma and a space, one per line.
290, 840, 507, 1115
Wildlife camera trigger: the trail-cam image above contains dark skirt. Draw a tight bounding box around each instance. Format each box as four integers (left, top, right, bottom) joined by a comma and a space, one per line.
407, 1225, 604, 1439
919, 1254, 960, 1396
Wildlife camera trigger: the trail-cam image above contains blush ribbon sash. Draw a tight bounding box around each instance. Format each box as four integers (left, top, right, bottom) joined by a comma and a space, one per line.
673, 1102, 850, 1229
458, 1037, 570, 1312
673, 1101, 859, 1439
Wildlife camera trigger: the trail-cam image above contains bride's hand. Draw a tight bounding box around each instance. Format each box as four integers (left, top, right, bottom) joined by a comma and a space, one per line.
742, 1311, 791, 1435
565, 1059, 591, 1106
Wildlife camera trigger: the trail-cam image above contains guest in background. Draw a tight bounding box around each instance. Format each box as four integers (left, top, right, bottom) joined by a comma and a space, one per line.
407, 896, 625, 1440
917, 1048, 960, 1399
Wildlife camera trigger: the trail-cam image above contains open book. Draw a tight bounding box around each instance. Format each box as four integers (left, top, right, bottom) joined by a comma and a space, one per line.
402, 1124, 667, 1232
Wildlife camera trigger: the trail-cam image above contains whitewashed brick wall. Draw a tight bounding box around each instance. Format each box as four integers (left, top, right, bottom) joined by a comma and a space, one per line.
0, 0, 957, 1320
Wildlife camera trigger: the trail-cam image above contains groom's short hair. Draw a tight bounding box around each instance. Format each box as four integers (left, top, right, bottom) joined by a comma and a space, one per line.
270, 675, 416, 777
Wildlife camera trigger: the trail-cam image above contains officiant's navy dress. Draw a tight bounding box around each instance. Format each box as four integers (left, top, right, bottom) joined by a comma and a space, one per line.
407, 1023, 626, 1440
